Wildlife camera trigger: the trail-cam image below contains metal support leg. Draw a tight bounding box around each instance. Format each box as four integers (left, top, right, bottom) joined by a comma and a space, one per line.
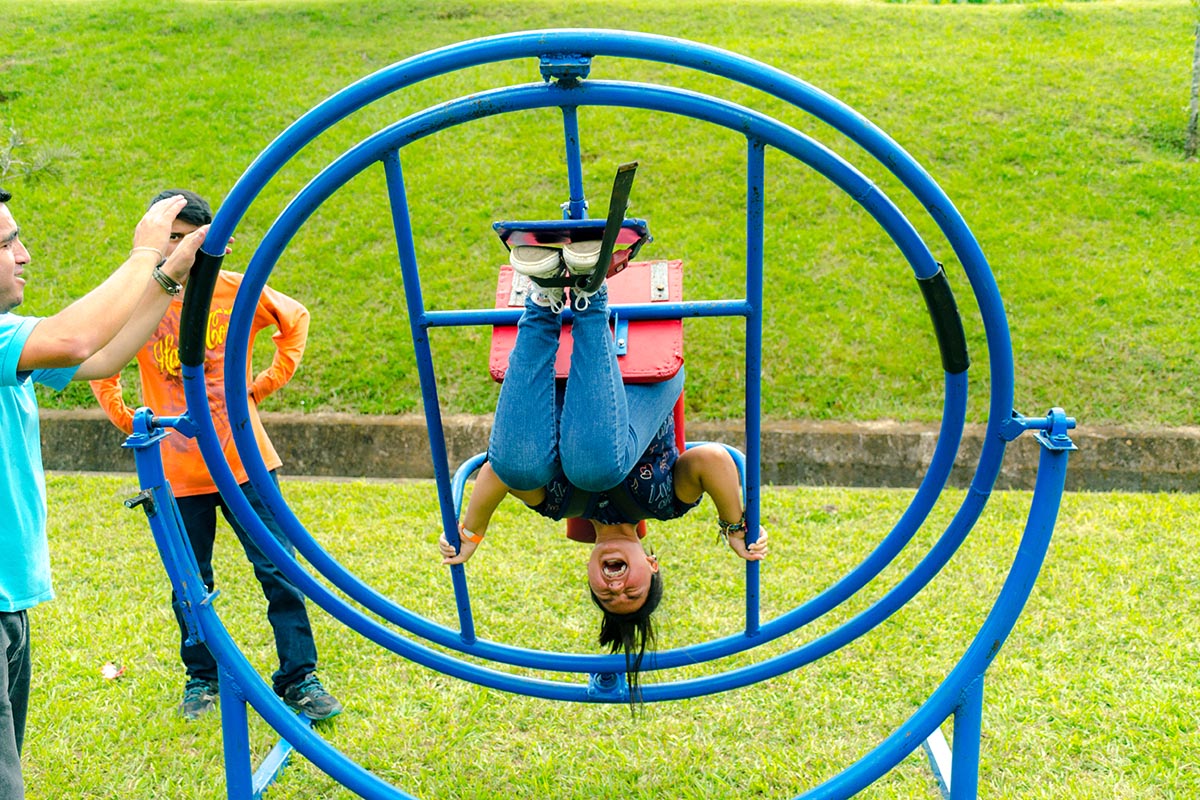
221, 677, 254, 800
950, 677, 984, 800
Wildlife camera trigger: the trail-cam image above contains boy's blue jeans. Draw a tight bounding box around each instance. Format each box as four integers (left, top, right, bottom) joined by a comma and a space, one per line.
171, 471, 318, 695
489, 289, 684, 493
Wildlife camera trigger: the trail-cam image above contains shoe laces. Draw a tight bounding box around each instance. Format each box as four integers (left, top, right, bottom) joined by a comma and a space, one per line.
531, 286, 565, 313
571, 283, 605, 312
290, 674, 328, 698
184, 681, 215, 701
540, 287, 566, 311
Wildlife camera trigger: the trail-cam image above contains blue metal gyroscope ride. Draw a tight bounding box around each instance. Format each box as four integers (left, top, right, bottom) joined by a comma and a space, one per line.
122, 29, 1076, 800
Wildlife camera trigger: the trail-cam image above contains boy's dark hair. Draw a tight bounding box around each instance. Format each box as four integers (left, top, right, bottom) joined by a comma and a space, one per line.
0, 188, 11, 203
150, 189, 212, 226
590, 569, 663, 705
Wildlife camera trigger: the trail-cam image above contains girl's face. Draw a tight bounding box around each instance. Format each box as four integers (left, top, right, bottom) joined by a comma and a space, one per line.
587, 538, 659, 614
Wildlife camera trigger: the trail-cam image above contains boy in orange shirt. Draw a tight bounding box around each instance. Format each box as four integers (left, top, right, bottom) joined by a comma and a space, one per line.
91, 190, 341, 721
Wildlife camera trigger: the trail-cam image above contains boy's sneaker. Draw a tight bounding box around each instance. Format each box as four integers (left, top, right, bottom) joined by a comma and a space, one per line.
509, 245, 563, 279
179, 679, 218, 720
282, 673, 343, 721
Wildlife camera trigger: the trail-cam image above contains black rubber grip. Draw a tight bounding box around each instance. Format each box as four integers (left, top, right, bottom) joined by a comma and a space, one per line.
918, 267, 970, 374
179, 249, 225, 368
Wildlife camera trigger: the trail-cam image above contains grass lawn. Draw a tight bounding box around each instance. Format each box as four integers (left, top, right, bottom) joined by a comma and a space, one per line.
19, 474, 1198, 799
0, 0, 1194, 426
4, 1, 1196, 795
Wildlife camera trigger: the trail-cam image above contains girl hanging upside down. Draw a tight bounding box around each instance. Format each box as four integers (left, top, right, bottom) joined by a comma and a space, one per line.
438, 243, 768, 700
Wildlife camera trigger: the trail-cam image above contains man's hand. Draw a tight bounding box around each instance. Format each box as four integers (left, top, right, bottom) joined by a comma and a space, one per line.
161, 225, 208, 285
131, 194, 187, 255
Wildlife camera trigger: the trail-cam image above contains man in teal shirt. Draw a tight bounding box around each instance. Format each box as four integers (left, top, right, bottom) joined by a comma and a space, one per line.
0, 187, 206, 799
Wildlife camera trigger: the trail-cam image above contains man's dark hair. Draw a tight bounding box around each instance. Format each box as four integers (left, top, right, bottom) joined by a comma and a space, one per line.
150, 188, 212, 226
0, 188, 11, 203
590, 569, 663, 707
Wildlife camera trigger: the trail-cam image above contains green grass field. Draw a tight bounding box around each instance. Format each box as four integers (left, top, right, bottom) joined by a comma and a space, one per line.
5, 0, 1198, 797
22, 474, 1197, 799
1, 0, 1196, 426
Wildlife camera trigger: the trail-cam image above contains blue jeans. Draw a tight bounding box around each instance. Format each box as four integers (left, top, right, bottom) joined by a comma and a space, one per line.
489, 288, 684, 493
0, 611, 29, 800
172, 472, 317, 695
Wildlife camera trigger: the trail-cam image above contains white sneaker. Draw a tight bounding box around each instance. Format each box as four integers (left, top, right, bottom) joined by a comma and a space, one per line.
510, 245, 563, 279
562, 240, 603, 274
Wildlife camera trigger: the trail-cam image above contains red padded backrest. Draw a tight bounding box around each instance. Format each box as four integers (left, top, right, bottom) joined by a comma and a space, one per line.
489, 260, 683, 383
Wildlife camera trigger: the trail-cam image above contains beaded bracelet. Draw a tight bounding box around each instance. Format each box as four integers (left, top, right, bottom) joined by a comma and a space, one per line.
717, 512, 748, 544
458, 522, 483, 544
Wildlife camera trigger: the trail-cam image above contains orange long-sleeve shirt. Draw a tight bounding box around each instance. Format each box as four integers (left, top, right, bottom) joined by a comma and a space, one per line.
90, 270, 309, 497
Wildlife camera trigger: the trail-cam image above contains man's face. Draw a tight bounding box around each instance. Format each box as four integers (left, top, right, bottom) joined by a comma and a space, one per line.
0, 204, 32, 314
166, 218, 199, 258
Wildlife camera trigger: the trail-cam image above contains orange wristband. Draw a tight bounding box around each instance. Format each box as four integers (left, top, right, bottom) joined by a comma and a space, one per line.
458, 522, 483, 544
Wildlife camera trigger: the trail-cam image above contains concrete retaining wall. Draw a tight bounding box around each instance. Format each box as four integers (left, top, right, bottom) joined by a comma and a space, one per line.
40, 409, 1199, 492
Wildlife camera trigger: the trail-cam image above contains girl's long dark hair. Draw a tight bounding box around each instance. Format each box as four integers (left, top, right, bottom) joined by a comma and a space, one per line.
590, 570, 663, 706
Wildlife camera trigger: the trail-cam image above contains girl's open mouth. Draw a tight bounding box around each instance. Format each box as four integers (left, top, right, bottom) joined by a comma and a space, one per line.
601, 559, 627, 580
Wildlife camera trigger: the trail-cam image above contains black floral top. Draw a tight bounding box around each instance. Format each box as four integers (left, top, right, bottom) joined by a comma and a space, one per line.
532, 415, 700, 524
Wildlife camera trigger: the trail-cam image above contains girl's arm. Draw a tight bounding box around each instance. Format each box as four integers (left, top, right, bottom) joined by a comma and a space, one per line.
673, 443, 768, 561
438, 461, 513, 565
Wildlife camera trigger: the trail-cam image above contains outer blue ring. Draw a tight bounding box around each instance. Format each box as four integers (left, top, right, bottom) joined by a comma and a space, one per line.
169, 28, 1044, 800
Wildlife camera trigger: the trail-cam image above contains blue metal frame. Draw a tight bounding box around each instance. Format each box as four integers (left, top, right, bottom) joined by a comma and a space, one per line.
123, 29, 1076, 800
210, 79, 959, 676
